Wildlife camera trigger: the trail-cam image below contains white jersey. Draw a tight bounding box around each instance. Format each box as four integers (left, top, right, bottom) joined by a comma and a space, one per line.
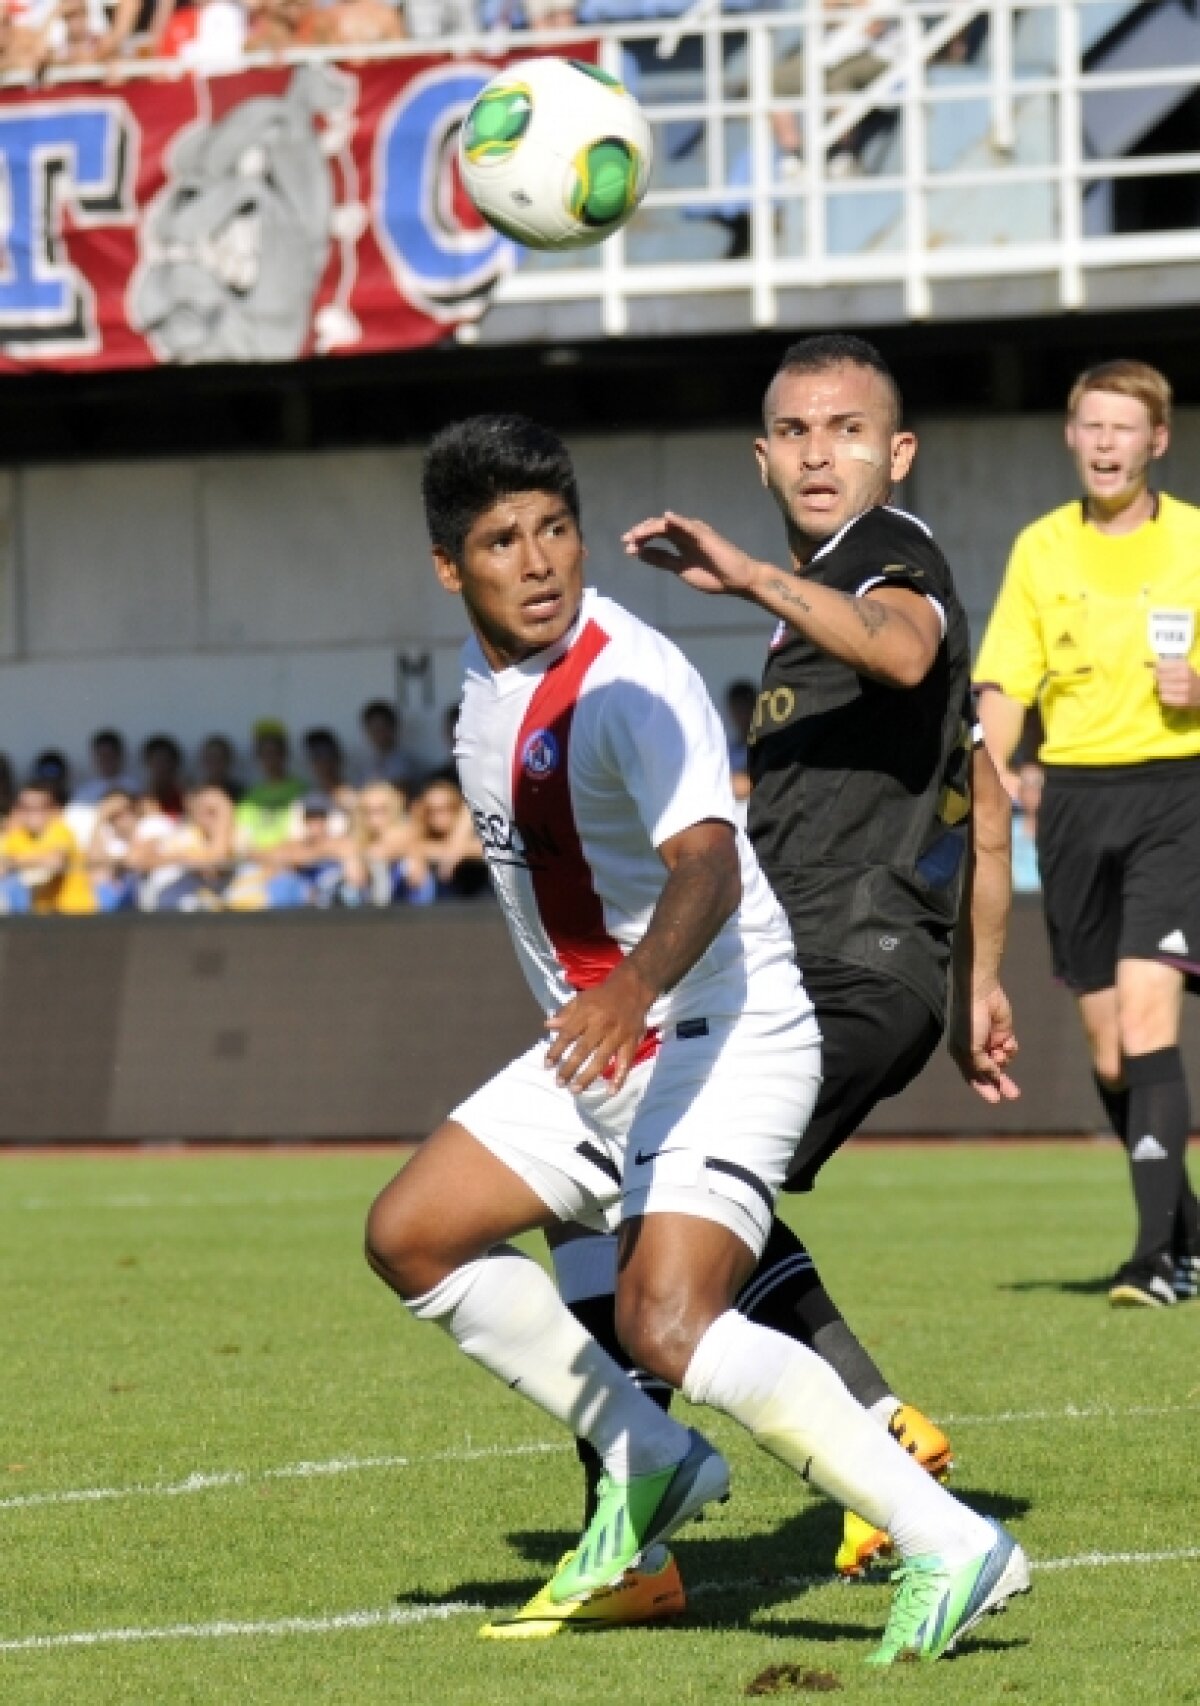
455, 588, 808, 1030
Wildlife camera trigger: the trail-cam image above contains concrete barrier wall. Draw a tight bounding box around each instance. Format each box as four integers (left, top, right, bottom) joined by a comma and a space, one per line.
1, 899, 1197, 1142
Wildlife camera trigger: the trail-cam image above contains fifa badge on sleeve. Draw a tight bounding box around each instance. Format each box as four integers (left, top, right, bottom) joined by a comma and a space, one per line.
1148, 608, 1195, 659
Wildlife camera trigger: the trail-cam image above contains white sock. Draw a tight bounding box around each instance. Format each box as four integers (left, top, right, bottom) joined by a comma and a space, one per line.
870, 1395, 902, 1428
683, 1312, 992, 1563
551, 1233, 618, 1306
408, 1246, 690, 1483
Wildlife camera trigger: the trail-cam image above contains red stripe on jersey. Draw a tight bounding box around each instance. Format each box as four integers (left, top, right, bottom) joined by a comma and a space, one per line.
512, 620, 661, 1073
512, 620, 623, 992
513, 619, 661, 1072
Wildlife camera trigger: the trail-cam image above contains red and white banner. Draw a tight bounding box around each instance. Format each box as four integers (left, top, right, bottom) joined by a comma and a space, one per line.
0, 55, 541, 372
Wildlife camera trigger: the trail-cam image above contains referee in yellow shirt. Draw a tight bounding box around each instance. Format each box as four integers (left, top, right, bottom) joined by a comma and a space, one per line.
975, 359, 1200, 1308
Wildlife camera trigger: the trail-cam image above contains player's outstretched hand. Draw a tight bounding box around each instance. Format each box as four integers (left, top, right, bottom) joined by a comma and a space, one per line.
622, 511, 759, 599
949, 981, 1020, 1105
544, 962, 656, 1095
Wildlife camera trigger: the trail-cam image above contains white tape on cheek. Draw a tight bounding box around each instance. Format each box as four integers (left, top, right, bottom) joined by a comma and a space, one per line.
844, 443, 884, 467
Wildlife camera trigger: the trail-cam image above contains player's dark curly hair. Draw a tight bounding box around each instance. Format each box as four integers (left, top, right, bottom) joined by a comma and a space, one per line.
422, 414, 582, 562
768, 334, 904, 431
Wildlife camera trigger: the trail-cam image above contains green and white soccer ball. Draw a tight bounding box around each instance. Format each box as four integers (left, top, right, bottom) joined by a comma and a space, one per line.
460, 57, 653, 252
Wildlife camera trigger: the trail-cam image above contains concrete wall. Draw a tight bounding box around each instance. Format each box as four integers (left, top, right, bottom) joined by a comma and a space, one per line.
2, 410, 1198, 781
3, 898, 1196, 1142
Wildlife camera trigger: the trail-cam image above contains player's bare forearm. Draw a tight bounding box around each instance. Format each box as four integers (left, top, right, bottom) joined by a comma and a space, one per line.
975, 686, 1028, 794
626, 825, 741, 1001
544, 822, 741, 1093
741, 563, 940, 688
949, 744, 1019, 1101
624, 511, 939, 688
960, 742, 1012, 990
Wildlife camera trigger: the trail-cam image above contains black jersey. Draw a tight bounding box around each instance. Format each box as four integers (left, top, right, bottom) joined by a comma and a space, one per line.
746, 505, 974, 1022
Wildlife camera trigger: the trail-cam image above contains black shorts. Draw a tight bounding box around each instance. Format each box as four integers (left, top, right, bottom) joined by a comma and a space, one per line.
1036, 758, 1200, 996
784, 956, 942, 1192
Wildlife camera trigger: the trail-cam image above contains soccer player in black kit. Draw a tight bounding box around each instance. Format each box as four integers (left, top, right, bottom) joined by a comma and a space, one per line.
484, 336, 1019, 1638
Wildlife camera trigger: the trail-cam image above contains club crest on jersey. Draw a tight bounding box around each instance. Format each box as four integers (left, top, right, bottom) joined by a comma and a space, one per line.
520, 728, 560, 779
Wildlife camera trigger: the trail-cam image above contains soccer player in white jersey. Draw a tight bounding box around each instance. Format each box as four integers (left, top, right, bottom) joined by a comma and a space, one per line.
364, 414, 1029, 1666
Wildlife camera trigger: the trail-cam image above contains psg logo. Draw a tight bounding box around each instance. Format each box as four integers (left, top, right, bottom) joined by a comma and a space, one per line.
520, 728, 559, 779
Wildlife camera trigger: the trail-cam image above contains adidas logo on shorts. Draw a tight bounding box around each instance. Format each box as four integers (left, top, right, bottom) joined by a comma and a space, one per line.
1130, 1135, 1169, 1163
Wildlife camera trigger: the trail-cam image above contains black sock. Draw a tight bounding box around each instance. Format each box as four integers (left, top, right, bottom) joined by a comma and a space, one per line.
1093, 1073, 1130, 1143
1124, 1047, 1191, 1271
735, 1219, 892, 1411
564, 1294, 672, 1528
1174, 1178, 1200, 1260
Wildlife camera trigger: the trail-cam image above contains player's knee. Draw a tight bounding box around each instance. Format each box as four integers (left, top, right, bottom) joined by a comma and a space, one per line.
364, 1183, 430, 1299
614, 1286, 704, 1390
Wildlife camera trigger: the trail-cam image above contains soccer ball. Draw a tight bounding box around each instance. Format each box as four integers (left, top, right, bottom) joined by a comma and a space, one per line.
459, 57, 653, 252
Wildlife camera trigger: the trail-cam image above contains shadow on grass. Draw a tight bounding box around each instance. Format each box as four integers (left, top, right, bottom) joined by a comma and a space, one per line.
393, 1483, 1032, 1645
1001, 1275, 1112, 1296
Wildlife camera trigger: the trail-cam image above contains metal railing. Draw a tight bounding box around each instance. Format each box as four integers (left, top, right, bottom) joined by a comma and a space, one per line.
490, 0, 1199, 329
3, 0, 1197, 333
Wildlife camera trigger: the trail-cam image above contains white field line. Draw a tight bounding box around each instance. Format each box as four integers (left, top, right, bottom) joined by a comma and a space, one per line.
1, 1548, 1198, 1655
4, 1400, 1198, 1517
940, 1400, 1200, 1426
0, 1442, 569, 1513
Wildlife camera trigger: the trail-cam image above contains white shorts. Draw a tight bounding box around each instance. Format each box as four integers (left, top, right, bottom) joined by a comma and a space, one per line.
449, 1005, 821, 1257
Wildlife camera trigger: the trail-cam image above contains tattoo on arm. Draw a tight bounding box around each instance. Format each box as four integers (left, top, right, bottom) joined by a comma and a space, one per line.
766, 575, 812, 615
853, 597, 889, 637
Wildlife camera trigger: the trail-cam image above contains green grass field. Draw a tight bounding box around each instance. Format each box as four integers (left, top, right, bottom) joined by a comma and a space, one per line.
1, 1142, 1197, 1706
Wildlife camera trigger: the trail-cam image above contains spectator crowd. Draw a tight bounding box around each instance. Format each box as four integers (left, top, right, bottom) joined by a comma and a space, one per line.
0, 682, 757, 918
0, 0, 591, 76
0, 700, 491, 917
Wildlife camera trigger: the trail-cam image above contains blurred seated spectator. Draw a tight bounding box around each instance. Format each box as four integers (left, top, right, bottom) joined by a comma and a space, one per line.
1011, 760, 1044, 895
422, 704, 461, 789
303, 726, 358, 819
74, 730, 140, 806
724, 678, 756, 776
95, 0, 173, 61
0, 782, 96, 915
157, 0, 247, 69
68, 728, 141, 849
30, 749, 71, 799
256, 794, 350, 908
141, 734, 187, 819
242, 0, 313, 51
196, 734, 244, 804
85, 790, 144, 912
297, 0, 402, 46
134, 785, 237, 911
234, 721, 306, 853
404, 0, 473, 38
771, 0, 900, 169
1, 0, 106, 71
360, 698, 421, 792
338, 781, 434, 907
409, 777, 487, 900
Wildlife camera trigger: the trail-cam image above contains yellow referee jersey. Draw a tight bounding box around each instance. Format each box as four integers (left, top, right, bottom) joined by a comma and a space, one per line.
974, 492, 1200, 765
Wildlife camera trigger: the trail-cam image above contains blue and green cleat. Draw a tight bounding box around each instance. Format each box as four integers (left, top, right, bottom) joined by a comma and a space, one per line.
866, 1518, 1031, 1665
546, 1429, 729, 1604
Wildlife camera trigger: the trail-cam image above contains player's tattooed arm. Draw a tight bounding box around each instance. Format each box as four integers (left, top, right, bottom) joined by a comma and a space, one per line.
758, 570, 936, 684
624, 511, 939, 687
544, 821, 740, 1094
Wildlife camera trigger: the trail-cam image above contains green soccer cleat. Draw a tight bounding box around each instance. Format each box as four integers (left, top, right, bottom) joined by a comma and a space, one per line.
866, 1518, 1030, 1666
547, 1429, 729, 1604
